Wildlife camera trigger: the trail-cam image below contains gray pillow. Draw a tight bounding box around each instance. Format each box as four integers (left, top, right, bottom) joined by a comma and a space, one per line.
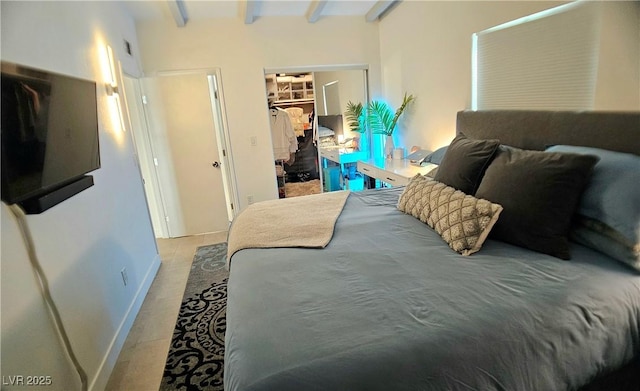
476, 146, 599, 260
547, 145, 640, 269
423, 145, 448, 165
434, 134, 500, 194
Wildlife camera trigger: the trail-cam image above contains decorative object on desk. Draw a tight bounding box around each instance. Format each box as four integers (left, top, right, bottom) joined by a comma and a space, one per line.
366, 92, 415, 158
407, 147, 431, 165
393, 147, 405, 160
384, 135, 395, 159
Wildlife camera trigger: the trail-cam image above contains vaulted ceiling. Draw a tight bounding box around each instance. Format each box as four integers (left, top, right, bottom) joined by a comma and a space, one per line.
122, 0, 400, 26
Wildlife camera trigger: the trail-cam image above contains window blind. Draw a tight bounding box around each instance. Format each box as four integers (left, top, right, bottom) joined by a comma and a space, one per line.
472, 1, 601, 110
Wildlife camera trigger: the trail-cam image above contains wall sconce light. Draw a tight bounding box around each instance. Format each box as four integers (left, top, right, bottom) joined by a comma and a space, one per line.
104, 44, 126, 133
105, 45, 119, 96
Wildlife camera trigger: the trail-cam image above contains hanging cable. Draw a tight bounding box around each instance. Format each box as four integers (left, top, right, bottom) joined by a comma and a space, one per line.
8, 204, 88, 391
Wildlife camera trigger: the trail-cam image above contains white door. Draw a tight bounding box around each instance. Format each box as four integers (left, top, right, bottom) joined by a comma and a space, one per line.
141, 73, 229, 237
122, 75, 169, 238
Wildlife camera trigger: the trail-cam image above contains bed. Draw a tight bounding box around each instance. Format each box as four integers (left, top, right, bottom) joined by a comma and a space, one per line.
225, 110, 640, 391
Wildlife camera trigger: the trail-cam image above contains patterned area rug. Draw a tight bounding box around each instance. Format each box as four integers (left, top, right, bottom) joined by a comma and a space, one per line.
160, 242, 229, 391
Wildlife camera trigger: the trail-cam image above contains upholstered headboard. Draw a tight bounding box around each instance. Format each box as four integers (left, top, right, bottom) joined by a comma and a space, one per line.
457, 110, 640, 155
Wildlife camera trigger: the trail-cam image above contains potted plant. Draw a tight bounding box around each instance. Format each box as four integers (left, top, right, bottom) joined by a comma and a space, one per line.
345, 101, 366, 134
367, 92, 415, 158
344, 101, 366, 151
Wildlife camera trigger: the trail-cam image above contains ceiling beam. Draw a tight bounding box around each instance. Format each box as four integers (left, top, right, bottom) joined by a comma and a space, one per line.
243, 0, 260, 24
365, 0, 400, 23
167, 0, 188, 27
306, 0, 328, 23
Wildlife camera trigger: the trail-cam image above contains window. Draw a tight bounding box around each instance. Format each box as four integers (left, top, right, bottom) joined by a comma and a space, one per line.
472, 1, 601, 110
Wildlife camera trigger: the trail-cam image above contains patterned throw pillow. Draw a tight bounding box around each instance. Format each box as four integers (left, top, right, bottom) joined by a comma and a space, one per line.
397, 174, 434, 219
398, 175, 503, 256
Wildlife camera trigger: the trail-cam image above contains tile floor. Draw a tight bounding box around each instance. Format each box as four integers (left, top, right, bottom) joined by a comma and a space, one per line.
105, 231, 228, 391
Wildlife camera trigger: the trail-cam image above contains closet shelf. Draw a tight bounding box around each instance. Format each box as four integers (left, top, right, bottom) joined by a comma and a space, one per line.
273, 74, 314, 102
273, 98, 315, 106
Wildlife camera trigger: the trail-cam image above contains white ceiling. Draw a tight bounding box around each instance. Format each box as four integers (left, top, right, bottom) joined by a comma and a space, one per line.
121, 0, 396, 25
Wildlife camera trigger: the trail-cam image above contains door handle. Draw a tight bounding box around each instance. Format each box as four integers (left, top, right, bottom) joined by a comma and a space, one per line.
212, 161, 221, 168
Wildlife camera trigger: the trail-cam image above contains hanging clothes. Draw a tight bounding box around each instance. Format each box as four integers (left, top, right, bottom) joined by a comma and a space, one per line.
283, 107, 305, 137
270, 107, 298, 162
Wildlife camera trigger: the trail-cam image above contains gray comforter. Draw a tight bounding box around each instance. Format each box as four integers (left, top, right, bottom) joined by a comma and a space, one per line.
225, 188, 640, 391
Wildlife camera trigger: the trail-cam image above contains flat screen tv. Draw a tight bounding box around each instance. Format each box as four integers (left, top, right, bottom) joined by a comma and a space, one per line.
1, 61, 100, 213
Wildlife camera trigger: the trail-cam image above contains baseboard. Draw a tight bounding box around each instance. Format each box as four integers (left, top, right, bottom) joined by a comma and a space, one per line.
89, 254, 162, 391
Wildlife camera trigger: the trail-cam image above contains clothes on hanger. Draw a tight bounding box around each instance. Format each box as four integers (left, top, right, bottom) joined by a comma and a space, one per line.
283, 107, 305, 137
270, 107, 298, 162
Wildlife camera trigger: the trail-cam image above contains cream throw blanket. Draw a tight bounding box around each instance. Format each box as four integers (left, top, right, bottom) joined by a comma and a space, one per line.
227, 190, 350, 268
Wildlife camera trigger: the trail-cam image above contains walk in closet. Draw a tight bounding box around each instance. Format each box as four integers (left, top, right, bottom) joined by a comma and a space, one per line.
265, 68, 370, 198
266, 73, 320, 198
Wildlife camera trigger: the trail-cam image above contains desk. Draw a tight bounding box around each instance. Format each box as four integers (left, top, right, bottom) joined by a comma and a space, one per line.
320, 148, 368, 191
320, 147, 368, 167
357, 158, 437, 187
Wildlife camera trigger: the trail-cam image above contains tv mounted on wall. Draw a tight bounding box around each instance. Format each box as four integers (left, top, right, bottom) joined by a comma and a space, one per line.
1, 61, 100, 214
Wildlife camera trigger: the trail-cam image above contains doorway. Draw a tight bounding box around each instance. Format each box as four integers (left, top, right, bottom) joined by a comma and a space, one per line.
265, 72, 319, 198
123, 75, 169, 237
123, 71, 237, 238
264, 66, 370, 198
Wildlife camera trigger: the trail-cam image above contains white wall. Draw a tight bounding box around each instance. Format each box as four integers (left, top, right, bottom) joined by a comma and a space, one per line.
378, 1, 639, 152
378, 1, 568, 151
135, 16, 381, 209
1, 2, 159, 390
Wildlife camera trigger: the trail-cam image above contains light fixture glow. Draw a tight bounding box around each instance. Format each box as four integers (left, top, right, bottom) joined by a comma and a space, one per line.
103, 44, 126, 133
471, 33, 478, 111
105, 45, 118, 96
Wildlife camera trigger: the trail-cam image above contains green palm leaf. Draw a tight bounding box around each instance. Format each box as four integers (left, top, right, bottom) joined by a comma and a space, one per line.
345, 101, 365, 133
367, 101, 395, 135
389, 93, 415, 134
366, 93, 415, 136
345, 93, 415, 137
